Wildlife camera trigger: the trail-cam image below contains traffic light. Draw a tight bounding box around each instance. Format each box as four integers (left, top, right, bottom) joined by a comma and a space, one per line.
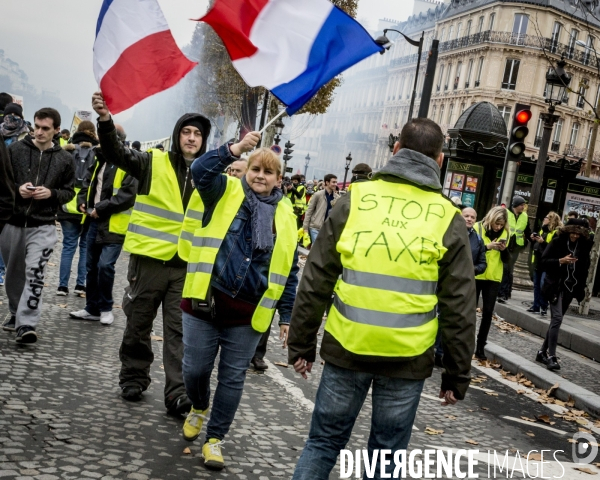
507, 103, 532, 161
283, 141, 294, 163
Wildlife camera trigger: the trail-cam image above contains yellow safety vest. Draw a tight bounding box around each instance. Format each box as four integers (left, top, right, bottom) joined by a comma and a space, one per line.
183, 176, 297, 333
59, 137, 68, 147
178, 193, 204, 262
108, 168, 134, 235
326, 180, 457, 358
123, 149, 202, 261
508, 210, 528, 246
64, 187, 83, 215
294, 184, 307, 212
475, 222, 509, 282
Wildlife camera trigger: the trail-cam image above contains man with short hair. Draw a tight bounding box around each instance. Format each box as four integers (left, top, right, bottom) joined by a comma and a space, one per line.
0, 108, 75, 343
0, 93, 13, 124
567, 211, 579, 220
131, 141, 141, 152
228, 159, 247, 179
288, 118, 476, 479
303, 174, 339, 244
60, 129, 70, 146
290, 174, 307, 228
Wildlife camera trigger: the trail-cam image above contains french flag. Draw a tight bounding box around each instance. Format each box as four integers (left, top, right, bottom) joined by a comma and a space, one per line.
94, 0, 197, 114
199, 0, 383, 115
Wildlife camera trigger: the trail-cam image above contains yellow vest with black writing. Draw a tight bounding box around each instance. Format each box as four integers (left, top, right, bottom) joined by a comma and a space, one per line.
475, 222, 509, 282
123, 149, 203, 261
508, 210, 528, 246
326, 180, 457, 358
183, 176, 297, 333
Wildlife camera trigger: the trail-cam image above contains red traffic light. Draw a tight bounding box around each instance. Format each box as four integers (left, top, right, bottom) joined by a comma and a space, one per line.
515, 110, 532, 124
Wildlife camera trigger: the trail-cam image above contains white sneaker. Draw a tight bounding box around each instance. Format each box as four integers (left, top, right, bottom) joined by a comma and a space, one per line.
100, 311, 114, 325
69, 309, 100, 321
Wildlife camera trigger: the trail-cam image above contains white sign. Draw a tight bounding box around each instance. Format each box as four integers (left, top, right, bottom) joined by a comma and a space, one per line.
9, 94, 23, 107
70, 111, 94, 135
139, 136, 171, 152
563, 192, 600, 220
544, 189, 555, 203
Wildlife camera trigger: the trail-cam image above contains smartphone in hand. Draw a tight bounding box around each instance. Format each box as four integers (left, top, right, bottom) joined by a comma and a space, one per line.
26, 186, 37, 191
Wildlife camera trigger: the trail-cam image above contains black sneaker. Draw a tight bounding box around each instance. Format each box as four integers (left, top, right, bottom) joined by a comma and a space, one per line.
15, 326, 37, 344
497, 297, 507, 304
474, 346, 487, 361
74, 284, 86, 295
2, 314, 16, 332
434, 354, 444, 368
121, 385, 143, 401
168, 395, 193, 416
251, 357, 268, 371
535, 350, 549, 365
540, 308, 547, 317
56, 286, 69, 296
546, 356, 561, 371
526, 307, 540, 313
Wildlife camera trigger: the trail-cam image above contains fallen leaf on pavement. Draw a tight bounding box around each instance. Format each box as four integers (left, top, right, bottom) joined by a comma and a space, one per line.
528, 453, 542, 461
445, 415, 456, 420
465, 439, 479, 445
516, 390, 526, 394
485, 392, 499, 396
114, 305, 122, 309
537, 415, 556, 425
526, 432, 535, 437
577, 418, 589, 426
183, 447, 191, 454
159, 364, 164, 369
424, 427, 444, 435
574, 467, 597, 475
274, 362, 288, 368
481, 407, 489, 411
568, 439, 577, 443
151, 335, 163, 341
521, 416, 536, 422
547, 383, 560, 397
58, 304, 67, 308
48, 262, 56, 266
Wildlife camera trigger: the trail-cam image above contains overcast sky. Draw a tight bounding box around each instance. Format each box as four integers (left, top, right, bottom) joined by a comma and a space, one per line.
0, 0, 411, 121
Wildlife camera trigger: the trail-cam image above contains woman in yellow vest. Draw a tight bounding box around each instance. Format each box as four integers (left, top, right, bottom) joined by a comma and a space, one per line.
528, 211, 561, 317
180, 133, 299, 470
474, 206, 510, 360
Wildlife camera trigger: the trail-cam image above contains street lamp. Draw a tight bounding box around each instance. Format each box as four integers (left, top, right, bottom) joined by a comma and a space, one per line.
528, 58, 571, 231
388, 133, 397, 153
304, 153, 310, 178
343, 152, 352, 189
273, 117, 285, 146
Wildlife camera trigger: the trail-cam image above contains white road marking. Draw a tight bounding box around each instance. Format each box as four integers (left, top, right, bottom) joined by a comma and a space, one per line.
263, 359, 315, 411
502, 416, 568, 435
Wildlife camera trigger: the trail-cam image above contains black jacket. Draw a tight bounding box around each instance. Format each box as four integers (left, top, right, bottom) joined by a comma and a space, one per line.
78, 151, 138, 245
0, 137, 15, 232
541, 231, 592, 302
97, 114, 211, 265
7, 136, 75, 227
468, 227, 487, 276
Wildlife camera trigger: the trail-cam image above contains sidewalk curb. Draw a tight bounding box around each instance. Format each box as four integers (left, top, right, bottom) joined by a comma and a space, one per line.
484, 343, 600, 418
494, 303, 600, 361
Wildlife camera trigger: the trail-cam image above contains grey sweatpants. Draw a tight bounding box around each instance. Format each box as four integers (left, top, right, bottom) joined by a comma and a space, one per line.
0, 224, 57, 329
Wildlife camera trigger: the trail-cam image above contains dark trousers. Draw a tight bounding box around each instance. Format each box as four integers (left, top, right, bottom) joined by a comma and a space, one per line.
498, 247, 520, 298
254, 320, 272, 360
119, 254, 187, 409
85, 221, 123, 314
542, 291, 574, 356
476, 279, 501, 347
532, 270, 548, 311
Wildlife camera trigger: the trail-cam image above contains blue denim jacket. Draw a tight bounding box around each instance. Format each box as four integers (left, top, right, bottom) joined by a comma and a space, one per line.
190, 144, 299, 324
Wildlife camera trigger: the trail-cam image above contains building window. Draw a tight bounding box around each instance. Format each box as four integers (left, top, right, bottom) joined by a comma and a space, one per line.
431, 105, 437, 121
460, 102, 466, 114
477, 16, 484, 34
398, 77, 406, 101
447, 103, 454, 125
457, 22, 463, 39
550, 22, 562, 54
584, 35, 594, 65
437, 64, 445, 91
465, 59, 474, 88
577, 80, 588, 108
568, 29, 579, 58
497, 105, 512, 133
475, 57, 484, 87
588, 126, 594, 149
466, 20, 472, 37
501, 59, 520, 90
488, 13, 496, 31
438, 104, 445, 124
445, 64, 452, 90
448, 25, 454, 41
512, 14, 529, 45
454, 62, 462, 89
553, 118, 563, 143
440, 27, 446, 42
570, 122, 580, 146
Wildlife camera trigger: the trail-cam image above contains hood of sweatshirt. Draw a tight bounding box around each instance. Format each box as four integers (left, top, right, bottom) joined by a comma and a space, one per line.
170, 113, 212, 159
374, 148, 442, 191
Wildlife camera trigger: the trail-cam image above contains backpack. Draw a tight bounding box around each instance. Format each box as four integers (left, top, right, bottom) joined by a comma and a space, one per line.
71, 144, 96, 188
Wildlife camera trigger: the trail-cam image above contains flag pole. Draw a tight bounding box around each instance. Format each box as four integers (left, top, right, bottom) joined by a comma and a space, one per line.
259, 109, 286, 135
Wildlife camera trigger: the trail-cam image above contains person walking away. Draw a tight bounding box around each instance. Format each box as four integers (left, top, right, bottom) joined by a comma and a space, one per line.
0, 93, 14, 124
435, 206, 486, 366
287, 118, 476, 479
0, 108, 75, 343
473, 206, 510, 360
498, 195, 530, 303
1, 103, 29, 147
346, 162, 372, 191
70, 124, 137, 326
0, 139, 15, 287
538, 218, 591, 370
92, 91, 207, 415
528, 211, 561, 316
302, 174, 338, 244
56, 121, 98, 297
289, 174, 307, 228
180, 135, 299, 470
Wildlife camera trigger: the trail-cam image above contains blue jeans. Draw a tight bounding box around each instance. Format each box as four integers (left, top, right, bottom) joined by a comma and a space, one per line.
292, 362, 424, 480
0, 250, 5, 277
532, 270, 548, 310
85, 221, 122, 314
309, 228, 320, 244
182, 312, 262, 440
59, 220, 87, 288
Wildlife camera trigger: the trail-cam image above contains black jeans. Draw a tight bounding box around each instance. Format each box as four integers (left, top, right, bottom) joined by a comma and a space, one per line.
253, 320, 272, 360
476, 279, 501, 347
498, 246, 520, 298
542, 291, 574, 356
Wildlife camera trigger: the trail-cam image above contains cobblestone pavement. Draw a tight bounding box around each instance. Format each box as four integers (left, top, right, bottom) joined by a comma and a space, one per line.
0, 235, 599, 479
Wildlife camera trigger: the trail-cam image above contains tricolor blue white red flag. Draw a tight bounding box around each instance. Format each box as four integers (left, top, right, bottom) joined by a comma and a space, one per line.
93, 0, 197, 114
199, 0, 383, 115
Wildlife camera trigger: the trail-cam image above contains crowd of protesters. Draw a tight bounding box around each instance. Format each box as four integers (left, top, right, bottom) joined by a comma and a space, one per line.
0, 90, 597, 476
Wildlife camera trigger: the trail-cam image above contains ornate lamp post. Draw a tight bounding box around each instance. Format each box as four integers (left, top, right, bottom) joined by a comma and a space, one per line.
273, 117, 285, 146
304, 153, 310, 178
343, 152, 352, 189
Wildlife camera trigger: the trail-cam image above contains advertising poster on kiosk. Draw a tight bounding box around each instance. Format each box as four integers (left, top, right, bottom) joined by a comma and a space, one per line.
563, 192, 600, 230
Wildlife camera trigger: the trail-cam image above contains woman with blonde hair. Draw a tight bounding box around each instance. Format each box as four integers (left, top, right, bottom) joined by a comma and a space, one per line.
528, 211, 562, 316
180, 134, 299, 470
473, 206, 510, 360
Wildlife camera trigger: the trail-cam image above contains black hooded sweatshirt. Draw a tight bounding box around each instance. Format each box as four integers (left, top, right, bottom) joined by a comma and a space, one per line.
97, 114, 211, 267
0, 137, 15, 232
7, 135, 75, 227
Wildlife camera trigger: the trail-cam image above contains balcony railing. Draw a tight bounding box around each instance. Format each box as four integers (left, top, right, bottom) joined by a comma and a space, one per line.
564, 144, 589, 158
390, 31, 600, 71
551, 141, 561, 152
534, 136, 543, 148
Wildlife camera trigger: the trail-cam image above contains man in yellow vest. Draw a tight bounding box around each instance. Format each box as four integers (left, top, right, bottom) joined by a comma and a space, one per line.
92, 91, 210, 415
70, 124, 137, 326
497, 195, 531, 303
288, 118, 476, 479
